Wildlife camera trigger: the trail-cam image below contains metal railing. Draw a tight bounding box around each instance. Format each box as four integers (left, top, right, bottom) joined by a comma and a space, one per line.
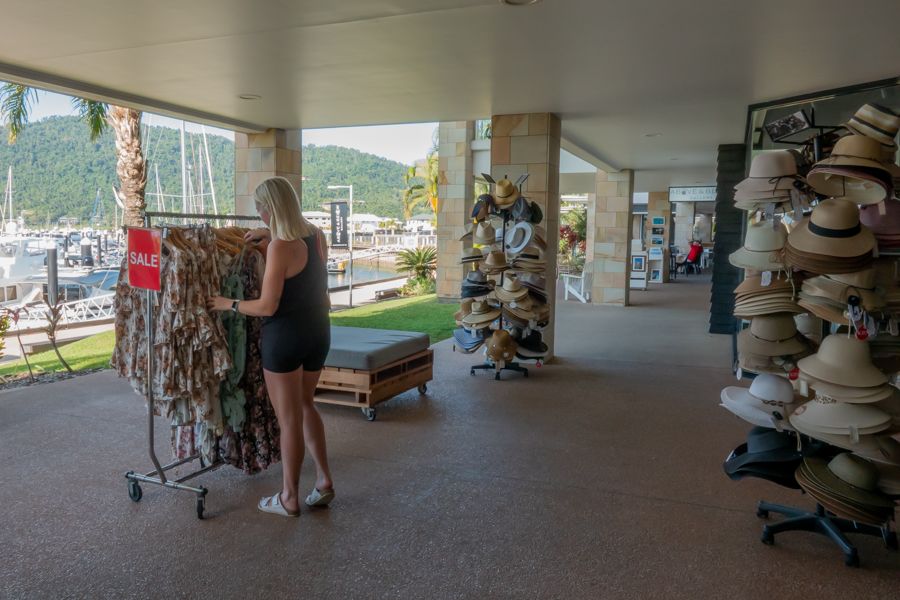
10, 292, 115, 330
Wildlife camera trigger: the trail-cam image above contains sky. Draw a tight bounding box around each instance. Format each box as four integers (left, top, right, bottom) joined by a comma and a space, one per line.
27, 90, 437, 166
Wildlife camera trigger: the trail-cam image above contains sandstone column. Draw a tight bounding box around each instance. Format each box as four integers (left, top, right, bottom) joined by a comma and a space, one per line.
234, 129, 302, 215
436, 121, 474, 300
587, 169, 634, 305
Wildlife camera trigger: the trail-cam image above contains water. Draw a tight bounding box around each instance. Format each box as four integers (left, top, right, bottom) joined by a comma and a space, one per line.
328, 260, 400, 289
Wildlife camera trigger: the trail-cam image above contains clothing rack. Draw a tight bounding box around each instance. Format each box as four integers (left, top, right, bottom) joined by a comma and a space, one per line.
470, 208, 529, 380
125, 210, 261, 519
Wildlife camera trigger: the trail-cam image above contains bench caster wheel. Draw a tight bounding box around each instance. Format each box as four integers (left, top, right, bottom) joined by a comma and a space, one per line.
756, 508, 769, 519
417, 383, 428, 394
362, 407, 377, 421
127, 480, 142, 503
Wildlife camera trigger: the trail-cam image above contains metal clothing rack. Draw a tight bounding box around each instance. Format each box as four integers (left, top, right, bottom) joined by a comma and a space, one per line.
470, 208, 529, 380
125, 210, 261, 519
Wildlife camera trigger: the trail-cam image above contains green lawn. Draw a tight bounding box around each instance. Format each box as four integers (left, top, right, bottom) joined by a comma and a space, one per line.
0, 294, 454, 379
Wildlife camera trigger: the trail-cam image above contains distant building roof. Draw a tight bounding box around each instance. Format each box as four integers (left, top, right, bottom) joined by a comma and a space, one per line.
351, 213, 383, 222
304, 210, 330, 218
408, 213, 434, 221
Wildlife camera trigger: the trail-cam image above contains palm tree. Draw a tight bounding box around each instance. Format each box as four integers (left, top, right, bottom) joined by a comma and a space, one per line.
401, 152, 439, 221
395, 246, 437, 280
0, 84, 146, 226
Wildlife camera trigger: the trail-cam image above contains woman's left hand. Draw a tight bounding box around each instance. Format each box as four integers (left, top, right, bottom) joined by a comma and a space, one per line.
207, 296, 233, 312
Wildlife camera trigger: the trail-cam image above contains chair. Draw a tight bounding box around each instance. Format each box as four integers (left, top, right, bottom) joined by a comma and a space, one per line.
679, 241, 703, 275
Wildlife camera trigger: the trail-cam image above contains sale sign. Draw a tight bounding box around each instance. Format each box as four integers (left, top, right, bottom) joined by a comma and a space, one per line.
127, 228, 162, 291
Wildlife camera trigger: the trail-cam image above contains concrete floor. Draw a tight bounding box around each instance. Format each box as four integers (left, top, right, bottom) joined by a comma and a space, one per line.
2, 275, 899, 599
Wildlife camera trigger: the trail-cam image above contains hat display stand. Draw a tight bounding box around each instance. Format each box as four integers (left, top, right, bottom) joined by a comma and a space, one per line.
452, 174, 551, 380
724, 113, 900, 567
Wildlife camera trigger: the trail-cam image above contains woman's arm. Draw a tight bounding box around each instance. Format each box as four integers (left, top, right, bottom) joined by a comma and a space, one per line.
208, 239, 304, 317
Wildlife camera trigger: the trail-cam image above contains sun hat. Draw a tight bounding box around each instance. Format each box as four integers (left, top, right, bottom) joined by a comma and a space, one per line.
465, 270, 489, 285
814, 135, 892, 172
789, 398, 891, 436
486, 329, 518, 363
735, 273, 796, 296
454, 298, 474, 323
461, 300, 500, 328
796, 461, 894, 525
807, 164, 892, 205
873, 462, 900, 496
504, 222, 535, 254
800, 454, 895, 509
494, 276, 529, 303
803, 273, 884, 311
729, 221, 787, 271
723, 427, 802, 473
460, 247, 485, 263
494, 179, 520, 209
735, 151, 802, 195
860, 199, 900, 240
459, 225, 474, 242
845, 103, 900, 149
473, 221, 496, 245
503, 303, 537, 323
790, 416, 900, 463
737, 314, 809, 357
479, 250, 509, 273
452, 327, 488, 353
724, 445, 803, 489
720, 393, 797, 431
515, 330, 548, 359
797, 334, 887, 388
807, 377, 894, 404
786, 199, 875, 258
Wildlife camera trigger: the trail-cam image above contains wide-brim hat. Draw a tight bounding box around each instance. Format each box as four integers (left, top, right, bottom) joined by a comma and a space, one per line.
786, 199, 875, 258
465, 270, 488, 285
723, 427, 802, 474
494, 276, 529, 303
807, 164, 892, 205
815, 134, 892, 172
806, 377, 894, 404
516, 330, 548, 358
494, 179, 520, 208
460, 247, 485, 263
860, 200, 900, 237
789, 399, 892, 437
790, 414, 900, 463
473, 221, 497, 245
845, 103, 900, 149
735, 151, 802, 194
504, 222, 535, 254
517, 272, 546, 291
454, 298, 474, 323
459, 225, 474, 242
738, 314, 809, 357
720, 391, 796, 431
800, 455, 895, 510
503, 304, 536, 323
452, 327, 487, 353
797, 334, 887, 388
795, 465, 893, 525
735, 273, 796, 297
486, 329, 518, 363
461, 300, 500, 326
803, 276, 884, 311
479, 250, 508, 272
729, 221, 787, 271
724, 446, 802, 489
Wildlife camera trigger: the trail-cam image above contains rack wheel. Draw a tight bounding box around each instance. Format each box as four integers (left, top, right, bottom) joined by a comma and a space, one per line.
761, 528, 774, 546
756, 508, 769, 519
127, 481, 142, 503
362, 407, 377, 421
196, 497, 205, 520
845, 551, 859, 568
470, 369, 475, 376
417, 383, 428, 394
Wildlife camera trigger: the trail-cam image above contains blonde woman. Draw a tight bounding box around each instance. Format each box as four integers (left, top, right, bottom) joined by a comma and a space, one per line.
208, 176, 335, 517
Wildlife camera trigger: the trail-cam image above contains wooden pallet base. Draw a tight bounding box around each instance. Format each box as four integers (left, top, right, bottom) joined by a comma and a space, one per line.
314, 348, 433, 413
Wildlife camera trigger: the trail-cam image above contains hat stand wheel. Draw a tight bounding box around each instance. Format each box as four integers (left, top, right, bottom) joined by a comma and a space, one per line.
361, 407, 377, 421
195, 488, 207, 520
127, 477, 142, 503
417, 383, 428, 394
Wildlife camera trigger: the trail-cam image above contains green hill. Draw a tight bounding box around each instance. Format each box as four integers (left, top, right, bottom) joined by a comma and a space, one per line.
0, 115, 413, 226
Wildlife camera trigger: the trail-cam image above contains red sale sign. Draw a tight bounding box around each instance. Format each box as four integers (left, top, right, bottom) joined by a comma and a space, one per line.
127, 228, 162, 291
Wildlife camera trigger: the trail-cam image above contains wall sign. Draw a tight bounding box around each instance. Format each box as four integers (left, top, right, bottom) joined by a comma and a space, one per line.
669, 186, 716, 202
127, 228, 162, 291
330, 201, 349, 248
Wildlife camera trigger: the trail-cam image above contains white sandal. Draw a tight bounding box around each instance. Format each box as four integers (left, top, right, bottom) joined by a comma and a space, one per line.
258, 492, 299, 517
305, 487, 335, 508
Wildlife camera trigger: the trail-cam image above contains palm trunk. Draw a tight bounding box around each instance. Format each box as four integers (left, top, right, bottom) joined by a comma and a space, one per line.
107, 106, 146, 227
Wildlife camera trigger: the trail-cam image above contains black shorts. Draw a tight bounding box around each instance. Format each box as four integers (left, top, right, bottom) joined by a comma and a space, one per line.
260, 311, 331, 373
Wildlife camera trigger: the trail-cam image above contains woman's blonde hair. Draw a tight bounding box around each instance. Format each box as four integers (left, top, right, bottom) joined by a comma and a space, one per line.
253, 176, 315, 241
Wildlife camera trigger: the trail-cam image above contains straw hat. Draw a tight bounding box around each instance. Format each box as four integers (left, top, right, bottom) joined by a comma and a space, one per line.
735, 151, 801, 194
786, 199, 875, 258
729, 221, 787, 272
720, 374, 799, 430
789, 415, 900, 463
460, 247, 485, 263
454, 298, 474, 323
494, 179, 520, 209
494, 276, 529, 303
800, 454, 895, 510
807, 136, 893, 204
797, 334, 887, 388
860, 199, 900, 240
735, 273, 796, 296
504, 222, 535, 254
473, 221, 497, 246
790, 399, 892, 436
807, 377, 894, 404
737, 314, 809, 357
461, 300, 500, 327
845, 103, 900, 149
479, 250, 509, 273
486, 329, 518, 363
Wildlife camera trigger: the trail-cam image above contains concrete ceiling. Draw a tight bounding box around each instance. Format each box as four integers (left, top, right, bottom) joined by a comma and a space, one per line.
2, 0, 899, 191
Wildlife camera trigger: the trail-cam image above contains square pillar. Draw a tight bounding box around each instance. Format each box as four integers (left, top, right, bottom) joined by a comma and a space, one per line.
436, 121, 474, 300
645, 191, 671, 283
234, 129, 302, 215
588, 169, 634, 305
491, 112, 561, 358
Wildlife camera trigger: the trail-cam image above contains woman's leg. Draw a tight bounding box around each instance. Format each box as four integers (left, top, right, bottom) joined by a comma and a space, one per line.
300, 368, 334, 491
264, 367, 304, 513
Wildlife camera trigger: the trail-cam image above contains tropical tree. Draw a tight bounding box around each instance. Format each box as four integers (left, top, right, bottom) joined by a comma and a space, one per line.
0, 84, 146, 226
395, 246, 437, 280
401, 152, 439, 221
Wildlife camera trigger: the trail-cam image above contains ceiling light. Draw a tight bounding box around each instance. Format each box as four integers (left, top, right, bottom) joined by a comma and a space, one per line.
644, 133, 662, 138
500, 0, 542, 5
238, 94, 262, 101
669, 157, 679, 161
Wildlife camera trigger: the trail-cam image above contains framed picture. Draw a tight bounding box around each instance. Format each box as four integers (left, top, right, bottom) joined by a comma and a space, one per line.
651, 235, 664, 246
650, 269, 662, 283
651, 216, 666, 226
632, 255, 646, 272
651, 227, 665, 235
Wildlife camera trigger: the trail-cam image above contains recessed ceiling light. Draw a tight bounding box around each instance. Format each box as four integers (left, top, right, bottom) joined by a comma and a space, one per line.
499, 0, 542, 5
644, 133, 662, 138
669, 157, 679, 161
238, 94, 262, 101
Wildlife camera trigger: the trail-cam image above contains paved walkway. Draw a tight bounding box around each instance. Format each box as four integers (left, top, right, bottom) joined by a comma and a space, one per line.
2, 275, 898, 598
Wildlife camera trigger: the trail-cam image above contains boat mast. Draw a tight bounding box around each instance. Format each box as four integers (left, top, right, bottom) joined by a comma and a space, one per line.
180, 120, 188, 214
201, 126, 218, 214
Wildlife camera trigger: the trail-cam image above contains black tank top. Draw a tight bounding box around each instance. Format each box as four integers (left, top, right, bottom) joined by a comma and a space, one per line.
268, 231, 330, 319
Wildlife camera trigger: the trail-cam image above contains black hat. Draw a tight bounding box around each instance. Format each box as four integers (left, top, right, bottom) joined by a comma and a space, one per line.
723, 427, 800, 476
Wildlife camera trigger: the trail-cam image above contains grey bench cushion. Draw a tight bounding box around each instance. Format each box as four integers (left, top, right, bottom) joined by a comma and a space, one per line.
325, 326, 431, 371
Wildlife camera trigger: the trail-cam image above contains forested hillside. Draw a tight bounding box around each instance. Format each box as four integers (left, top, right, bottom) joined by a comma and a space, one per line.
0, 115, 413, 226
